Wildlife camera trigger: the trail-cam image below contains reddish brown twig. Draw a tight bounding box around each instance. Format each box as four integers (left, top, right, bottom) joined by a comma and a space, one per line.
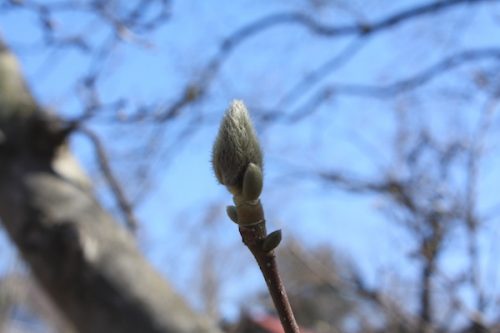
239, 223, 299, 333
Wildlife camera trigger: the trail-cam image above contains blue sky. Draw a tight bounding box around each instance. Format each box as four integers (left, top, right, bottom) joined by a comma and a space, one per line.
2, 0, 500, 324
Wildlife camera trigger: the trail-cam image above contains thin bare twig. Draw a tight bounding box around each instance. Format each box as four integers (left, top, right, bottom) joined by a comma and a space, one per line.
221, 0, 495, 44
263, 48, 500, 122
78, 127, 139, 233
239, 223, 299, 333
275, 37, 365, 109
150, 0, 498, 122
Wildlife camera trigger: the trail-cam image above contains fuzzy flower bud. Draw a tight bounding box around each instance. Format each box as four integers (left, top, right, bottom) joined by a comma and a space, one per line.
212, 100, 263, 194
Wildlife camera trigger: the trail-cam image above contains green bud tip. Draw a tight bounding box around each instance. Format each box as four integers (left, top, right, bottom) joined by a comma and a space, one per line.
212, 100, 263, 193
226, 205, 238, 223
262, 229, 282, 252
242, 162, 263, 201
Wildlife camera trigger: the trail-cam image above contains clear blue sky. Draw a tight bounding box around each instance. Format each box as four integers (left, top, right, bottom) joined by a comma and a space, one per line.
1, 0, 500, 323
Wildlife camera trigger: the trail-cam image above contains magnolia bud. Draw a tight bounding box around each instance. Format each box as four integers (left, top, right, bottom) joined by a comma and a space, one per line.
212, 100, 263, 194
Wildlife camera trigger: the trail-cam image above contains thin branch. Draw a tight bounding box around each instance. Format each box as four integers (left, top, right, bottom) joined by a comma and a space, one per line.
221, 0, 495, 45
78, 127, 139, 233
239, 224, 299, 333
327, 48, 500, 96
152, 0, 497, 122
463, 97, 499, 315
252, 48, 500, 123
273, 48, 500, 121
275, 36, 365, 108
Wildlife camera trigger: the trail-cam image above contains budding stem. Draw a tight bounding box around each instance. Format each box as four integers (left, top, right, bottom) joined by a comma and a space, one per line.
239, 223, 300, 333
212, 100, 299, 333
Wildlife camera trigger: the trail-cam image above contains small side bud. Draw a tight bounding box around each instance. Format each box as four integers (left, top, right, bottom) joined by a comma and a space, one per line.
226, 205, 238, 223
262, 229, 282, 252
242, 163, 263, 201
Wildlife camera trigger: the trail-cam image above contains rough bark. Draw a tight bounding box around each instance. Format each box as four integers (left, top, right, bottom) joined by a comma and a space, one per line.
0, 40, 222, 333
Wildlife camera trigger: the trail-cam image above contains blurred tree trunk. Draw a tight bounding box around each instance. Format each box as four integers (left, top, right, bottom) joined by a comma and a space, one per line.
0, 40, 222, 333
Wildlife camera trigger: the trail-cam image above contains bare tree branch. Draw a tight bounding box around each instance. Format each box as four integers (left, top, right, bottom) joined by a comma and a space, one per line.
78, 126, 139, 233
150, 0, 498, 122
0, 36, 221, 333
324, 48, 500, 96
221, 0, 495, 46
275, 37, 365, 109
269, 48, 500, 122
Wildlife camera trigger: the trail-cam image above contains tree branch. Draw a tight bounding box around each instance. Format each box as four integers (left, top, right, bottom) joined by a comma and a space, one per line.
151, 0, 497, 122
78, 126, 139, 233
272, 48, 500, 122
326, 48, 500, 96
222, 0, 495, 45
0, 37, 221, 333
